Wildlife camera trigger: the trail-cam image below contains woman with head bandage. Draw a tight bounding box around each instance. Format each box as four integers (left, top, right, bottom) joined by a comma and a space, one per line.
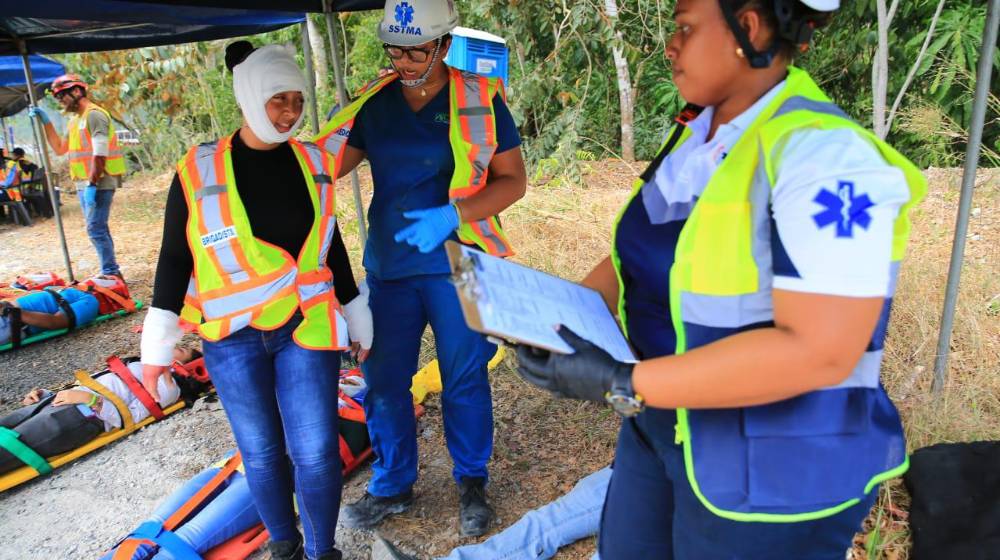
314, 0, 527, 539
140, 40, 372, 560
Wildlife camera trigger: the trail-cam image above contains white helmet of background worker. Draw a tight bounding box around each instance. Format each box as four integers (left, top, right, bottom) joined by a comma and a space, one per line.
799, 0, 839, 10
377, 0, 459, 47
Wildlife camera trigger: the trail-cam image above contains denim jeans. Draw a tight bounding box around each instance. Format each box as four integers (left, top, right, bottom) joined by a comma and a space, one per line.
78, 186, 119, 275
101, 457, 260, 560
363, 273, 496, 496
203, 317, 343, 559
443, 467, 610, 560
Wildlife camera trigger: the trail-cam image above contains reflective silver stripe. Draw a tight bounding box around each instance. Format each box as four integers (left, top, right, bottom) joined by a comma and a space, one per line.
457, 72, 495, 188
471, 219, 510, 254
458, 107, 491, 117
771, 96, 851, 121
228, 312, 254, 335
823, 350, 883, 390
320, 129, 349, 160
192, 143, 248, 283
319, 217, 337, 267
186, 276, 197, 297
196, 185, 227, 199
200, 268, 297, 319
298, 281, 331, 304
680, 291, 773, 329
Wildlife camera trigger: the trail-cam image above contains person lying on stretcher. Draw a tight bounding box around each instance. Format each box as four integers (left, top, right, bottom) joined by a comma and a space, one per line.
0, 347, 205, 475
0, 274, 132, 346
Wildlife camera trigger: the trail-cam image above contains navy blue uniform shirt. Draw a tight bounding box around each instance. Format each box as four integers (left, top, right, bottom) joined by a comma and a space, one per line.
347, 78, 521, 280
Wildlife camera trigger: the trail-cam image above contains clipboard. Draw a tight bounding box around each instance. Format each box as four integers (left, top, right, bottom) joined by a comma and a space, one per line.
446, 241, 636, 363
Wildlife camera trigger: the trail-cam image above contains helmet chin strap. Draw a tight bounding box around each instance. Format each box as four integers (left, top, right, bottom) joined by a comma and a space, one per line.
395, 37, 444, 91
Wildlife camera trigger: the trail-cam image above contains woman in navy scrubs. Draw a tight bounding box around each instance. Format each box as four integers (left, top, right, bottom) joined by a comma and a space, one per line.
515, 1, 926, 558
326, 0, 527, 537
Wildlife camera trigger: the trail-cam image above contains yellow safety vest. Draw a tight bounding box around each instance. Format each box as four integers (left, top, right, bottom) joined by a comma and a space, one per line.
67, 103, 126, 181
315, 67, 514, 256
1, 160, 21, 201
177, 134, 347, 349
610, 67, 926, 522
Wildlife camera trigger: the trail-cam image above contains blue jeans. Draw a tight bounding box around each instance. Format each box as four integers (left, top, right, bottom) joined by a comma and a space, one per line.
203, 317, 343, 559
101, 459, 260, 559
443, 467, 610, 560
78, 187, 119, 275
598, 410, 877, 560
363, 273, 496, 496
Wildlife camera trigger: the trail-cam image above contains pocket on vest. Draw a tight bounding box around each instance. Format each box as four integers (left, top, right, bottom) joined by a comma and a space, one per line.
742, 389, 874, 508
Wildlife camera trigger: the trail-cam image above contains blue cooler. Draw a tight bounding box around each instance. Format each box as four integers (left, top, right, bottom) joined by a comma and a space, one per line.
445, 26, 509, 82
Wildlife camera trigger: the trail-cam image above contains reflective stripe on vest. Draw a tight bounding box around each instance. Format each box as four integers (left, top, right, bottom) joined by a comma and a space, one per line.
315, 68, 514, 257
67, 104, 126, 181
177, 135, 346, 348
613, 67, 926, 522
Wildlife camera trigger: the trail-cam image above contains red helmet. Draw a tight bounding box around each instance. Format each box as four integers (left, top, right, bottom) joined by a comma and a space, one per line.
51, 73, 88, 96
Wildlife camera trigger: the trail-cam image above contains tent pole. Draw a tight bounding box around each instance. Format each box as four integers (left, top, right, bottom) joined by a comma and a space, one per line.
324, 4, 369, 249
300, 19, 321, 136
1, 116, 10, 151
19, 43, 74, 282
932, 0, 999, 393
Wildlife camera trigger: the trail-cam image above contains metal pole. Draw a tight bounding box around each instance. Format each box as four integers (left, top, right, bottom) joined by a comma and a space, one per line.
300, 19, 321, 136
1, 116, 10, 151
932, 0, 999, 392
19, 44, 75, 282
324, 4, 369, 249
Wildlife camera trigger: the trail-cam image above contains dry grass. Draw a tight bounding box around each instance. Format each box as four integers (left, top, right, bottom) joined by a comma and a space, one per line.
1, 162, 995, 559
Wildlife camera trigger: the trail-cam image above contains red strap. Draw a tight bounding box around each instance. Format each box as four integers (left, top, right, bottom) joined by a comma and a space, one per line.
163, 452, 243, 530
86, 283, 136, 313
107, 356, 165, 420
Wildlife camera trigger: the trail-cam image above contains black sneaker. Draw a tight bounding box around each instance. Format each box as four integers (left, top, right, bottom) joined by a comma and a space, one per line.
340, 491, 413, 529
458, 477, 494, 536
267, 538, 303, 560
370, 536, 420, 560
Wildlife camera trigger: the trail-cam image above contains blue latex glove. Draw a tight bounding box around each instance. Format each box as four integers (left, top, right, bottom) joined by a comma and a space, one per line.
394, 204, 460, 253
82, 184, 98, 207
27, 107, 50, 125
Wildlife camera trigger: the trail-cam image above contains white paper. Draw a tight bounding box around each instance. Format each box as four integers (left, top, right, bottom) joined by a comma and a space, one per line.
453, 244, 635, 363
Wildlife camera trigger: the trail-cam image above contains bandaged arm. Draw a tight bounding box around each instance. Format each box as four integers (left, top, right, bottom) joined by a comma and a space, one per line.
141, 307, 184, 366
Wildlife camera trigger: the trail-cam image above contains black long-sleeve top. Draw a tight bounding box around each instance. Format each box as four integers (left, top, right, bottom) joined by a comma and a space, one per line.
152, 131, 359, 315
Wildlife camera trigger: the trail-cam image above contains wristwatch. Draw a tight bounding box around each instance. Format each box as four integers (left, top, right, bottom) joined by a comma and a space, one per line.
605, 365, 644, 417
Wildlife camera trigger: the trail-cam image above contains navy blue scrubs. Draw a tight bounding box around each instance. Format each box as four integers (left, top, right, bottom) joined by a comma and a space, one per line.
347, 78, 521, 496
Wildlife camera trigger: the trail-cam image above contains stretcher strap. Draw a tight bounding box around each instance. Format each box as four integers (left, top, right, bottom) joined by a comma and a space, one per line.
74, 370, 134, 432
0, 426, 53, 475
113, 521, 201, 560
107, 356, 165, 420
43, 288, 77, 330
87, 284, 137, 313
7, 305, 23, 348
163, 452, 243, 531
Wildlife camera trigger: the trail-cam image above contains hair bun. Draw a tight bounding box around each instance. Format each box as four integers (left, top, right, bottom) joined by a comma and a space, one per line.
225, 41, 256, 72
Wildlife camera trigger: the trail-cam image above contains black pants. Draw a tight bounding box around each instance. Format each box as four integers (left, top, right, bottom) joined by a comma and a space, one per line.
0, 395, 103, 474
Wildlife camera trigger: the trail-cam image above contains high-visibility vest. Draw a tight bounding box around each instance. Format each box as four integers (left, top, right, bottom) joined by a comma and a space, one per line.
2, 160, 22, 201
176, 135, 348, 349
610, 66, 927, 522
315, 67, 514, 256
66, 103, 126, 181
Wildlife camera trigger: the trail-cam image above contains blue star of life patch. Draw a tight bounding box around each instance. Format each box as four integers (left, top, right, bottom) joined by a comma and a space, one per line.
812, 180, 874, 238
395, 2, 415, 28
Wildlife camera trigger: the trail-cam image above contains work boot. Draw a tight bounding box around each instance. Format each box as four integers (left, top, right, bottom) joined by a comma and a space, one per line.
313, 551, 343, 560
370, 536, 419, 560
458, 477, 494, 537
267, 538, 303, 560
340, 490, 413, 529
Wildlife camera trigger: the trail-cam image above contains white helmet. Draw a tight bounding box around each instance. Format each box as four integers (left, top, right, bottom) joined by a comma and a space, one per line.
800, 0, 839, 10
378, 0, 459, 47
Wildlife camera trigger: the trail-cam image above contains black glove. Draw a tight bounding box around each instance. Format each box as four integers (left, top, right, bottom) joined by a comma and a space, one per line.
515, 326, 634, 403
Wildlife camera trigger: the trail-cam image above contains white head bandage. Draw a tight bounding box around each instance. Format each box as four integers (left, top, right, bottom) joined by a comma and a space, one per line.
233, 44, 307, 145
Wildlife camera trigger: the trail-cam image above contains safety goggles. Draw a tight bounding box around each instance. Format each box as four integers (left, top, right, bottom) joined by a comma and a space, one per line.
382, 43, 434, 63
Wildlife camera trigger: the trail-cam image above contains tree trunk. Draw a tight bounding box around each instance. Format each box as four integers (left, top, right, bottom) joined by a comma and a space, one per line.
873, 0, 890, 138
307, 16, 328, 94
605, 0, 635, 161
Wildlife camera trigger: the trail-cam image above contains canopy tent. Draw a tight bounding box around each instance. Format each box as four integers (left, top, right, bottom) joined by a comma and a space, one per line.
0, 55, 63, 118
0, 3, 305, 282
121, 0, 384, 11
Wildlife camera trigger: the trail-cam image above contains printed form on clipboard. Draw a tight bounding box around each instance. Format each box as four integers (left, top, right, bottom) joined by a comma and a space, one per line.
446, 242, 636, 363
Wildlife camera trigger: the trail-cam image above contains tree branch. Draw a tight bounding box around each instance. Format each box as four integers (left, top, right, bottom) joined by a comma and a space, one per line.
886, 0, 947, 130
